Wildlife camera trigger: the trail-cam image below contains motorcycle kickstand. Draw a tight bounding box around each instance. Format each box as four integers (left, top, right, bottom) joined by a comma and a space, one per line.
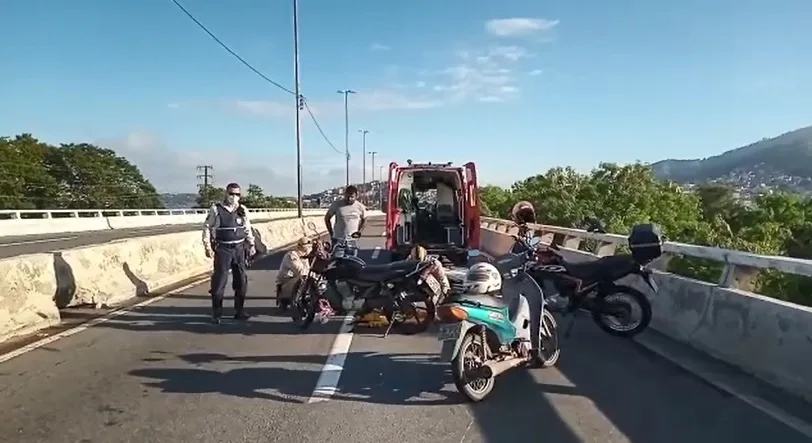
382, 318, 396, 338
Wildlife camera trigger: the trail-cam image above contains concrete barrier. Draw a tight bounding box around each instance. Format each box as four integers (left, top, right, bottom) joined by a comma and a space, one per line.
479, 219, 812, 403
0, 208, 327, 237
0, 214, 327, 344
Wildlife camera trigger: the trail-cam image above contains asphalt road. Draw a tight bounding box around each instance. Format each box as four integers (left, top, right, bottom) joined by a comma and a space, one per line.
0, 219, 809, 443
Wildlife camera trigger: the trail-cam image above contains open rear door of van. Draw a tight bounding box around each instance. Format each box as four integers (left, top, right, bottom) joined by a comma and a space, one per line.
463, 162, 481, 249
385, 162, 400, 250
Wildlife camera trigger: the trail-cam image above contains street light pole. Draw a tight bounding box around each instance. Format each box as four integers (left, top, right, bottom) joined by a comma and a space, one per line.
337, 89, 356, 187
369, 150, 377, 205
293, 0, 303, 218
358, 129, 369, 201
378, 165, 385, 211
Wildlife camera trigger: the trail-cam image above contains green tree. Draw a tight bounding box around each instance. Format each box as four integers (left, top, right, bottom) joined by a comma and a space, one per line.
195, 185, 226, 208
478, 185, 512, 217
0, 134, 163, 210
241, 184, 266, 208
695, 184, 737, 221
0, 134, 62, 209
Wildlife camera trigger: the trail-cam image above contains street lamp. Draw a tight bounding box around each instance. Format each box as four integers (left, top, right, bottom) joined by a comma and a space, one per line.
358, 129, 369, 201
378, 164, 385, 210
369, 150, 378, 206
293, 0, 303, 217
337, 89, 356, 186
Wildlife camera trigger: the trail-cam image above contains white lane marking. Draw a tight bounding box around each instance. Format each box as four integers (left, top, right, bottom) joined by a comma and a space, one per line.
308, 313, 356, 403
371, 246, 381, 260
0, 236, 79, 247
0, 277, 209, 365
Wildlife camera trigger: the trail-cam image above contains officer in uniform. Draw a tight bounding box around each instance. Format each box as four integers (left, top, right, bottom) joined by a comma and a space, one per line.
202, 183, 257, 324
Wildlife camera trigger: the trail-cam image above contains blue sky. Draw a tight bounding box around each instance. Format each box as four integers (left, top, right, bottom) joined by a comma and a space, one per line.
2, 0, 811, 195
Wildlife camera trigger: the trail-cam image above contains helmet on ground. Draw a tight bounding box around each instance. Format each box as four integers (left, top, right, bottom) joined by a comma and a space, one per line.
511, 201, 536, 225
463, 262, 502, 295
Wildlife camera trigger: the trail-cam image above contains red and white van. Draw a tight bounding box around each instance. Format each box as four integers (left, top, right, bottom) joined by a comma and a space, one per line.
384, 160, 481, 265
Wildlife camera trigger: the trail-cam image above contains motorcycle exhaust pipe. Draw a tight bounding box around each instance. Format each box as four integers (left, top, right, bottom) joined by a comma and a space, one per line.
463, 356, 528, 382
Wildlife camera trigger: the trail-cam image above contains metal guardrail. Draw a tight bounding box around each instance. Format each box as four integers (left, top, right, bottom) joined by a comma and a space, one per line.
481, 216, 812, 291
0, 207, 312, 220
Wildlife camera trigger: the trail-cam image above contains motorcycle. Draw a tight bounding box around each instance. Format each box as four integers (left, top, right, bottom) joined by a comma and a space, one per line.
437, 246, 560, 403
517, 223, 662, 338
291, 223, 440, 336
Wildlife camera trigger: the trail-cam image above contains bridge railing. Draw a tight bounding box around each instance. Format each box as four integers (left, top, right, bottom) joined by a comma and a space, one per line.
480, 216, 812, 403
0, 207, 305, 220
0, 207, 326, 237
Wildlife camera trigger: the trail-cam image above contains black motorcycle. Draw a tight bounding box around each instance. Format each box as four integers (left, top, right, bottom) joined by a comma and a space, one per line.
506, 223, 661, 338
291, 226, 440, 337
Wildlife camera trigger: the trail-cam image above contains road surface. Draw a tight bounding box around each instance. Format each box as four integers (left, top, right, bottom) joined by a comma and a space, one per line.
0, 219, 809, 442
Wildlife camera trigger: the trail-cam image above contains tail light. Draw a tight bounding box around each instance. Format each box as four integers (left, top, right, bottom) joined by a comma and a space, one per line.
436, 305, 468, 323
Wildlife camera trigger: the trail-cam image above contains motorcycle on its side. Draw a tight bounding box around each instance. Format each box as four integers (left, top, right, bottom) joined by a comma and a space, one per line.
436, 237, 560, 403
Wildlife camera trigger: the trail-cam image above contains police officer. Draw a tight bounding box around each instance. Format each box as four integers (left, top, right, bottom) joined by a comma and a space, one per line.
202, 183, 257, 324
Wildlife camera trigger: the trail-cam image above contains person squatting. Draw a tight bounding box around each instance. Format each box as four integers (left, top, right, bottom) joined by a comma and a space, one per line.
202, 183, 257, 324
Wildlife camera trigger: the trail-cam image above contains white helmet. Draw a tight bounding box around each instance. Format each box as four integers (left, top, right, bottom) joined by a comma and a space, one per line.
463, 262, 502, 295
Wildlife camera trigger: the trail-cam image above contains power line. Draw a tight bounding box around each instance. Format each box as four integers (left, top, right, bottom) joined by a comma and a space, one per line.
168, 0, 341, 156
169, 0, 295, 95
196, 165, 214, 189
303, 99, 341, 154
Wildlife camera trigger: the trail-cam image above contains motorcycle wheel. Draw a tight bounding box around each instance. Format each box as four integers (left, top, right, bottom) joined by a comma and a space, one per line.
592, 285, 652, 337
538, 309, 561, 367
291, 279, 317, 329
451, 332, 495, 402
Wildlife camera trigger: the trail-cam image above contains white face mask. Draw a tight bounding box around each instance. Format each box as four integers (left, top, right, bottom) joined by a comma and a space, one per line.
226, 195, 239, 206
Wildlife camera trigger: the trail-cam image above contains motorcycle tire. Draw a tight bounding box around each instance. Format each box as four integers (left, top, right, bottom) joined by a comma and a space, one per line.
591, 285, 652, 338
291, 279, 317, 330
539, 309, 561, 367
451, 332, 495, 402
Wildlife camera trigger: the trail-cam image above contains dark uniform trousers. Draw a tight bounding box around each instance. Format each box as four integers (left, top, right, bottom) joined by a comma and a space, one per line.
209, 204, 250, 318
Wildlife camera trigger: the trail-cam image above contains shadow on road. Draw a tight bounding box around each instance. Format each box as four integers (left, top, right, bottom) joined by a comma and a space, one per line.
129, 351, 583, 442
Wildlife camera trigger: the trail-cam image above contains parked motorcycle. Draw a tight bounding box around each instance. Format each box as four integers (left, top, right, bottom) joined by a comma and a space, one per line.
437, 248, 560, 402
291, 223, 440, 336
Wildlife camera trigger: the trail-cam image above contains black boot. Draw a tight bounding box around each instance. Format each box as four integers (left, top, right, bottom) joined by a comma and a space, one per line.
211, 298, 223, 324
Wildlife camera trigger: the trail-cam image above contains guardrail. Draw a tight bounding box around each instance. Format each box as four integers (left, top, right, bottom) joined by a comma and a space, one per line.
480, 216, 812, 402
0, 208, 326, 237
0, 207, 304, 220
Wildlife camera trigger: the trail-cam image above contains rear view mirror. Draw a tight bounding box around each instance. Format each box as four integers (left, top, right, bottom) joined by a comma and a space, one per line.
468, 249, 482, 257
307, 222, 317, 231
527, 236, 541, 248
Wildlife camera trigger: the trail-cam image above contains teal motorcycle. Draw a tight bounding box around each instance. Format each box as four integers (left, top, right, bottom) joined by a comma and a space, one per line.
436, 242, 560, 402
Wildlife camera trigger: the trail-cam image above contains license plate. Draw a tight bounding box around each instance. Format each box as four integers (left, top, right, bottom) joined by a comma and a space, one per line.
425, 275, 442, 295
437, 323, 462, 341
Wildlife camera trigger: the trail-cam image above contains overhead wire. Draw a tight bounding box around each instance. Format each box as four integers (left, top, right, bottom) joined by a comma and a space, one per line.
168, 0, 341, 154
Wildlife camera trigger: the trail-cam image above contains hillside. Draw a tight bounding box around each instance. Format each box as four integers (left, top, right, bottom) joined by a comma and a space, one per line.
651, 126, 812, 192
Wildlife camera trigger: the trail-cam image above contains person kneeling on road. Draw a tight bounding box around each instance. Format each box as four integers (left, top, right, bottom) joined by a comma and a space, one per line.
275, 237, 313, 310
203, 183, 257, 324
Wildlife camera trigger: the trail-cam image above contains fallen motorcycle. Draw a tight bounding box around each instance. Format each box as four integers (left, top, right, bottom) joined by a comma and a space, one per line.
291, 223, 440, 336
437, 248, 560, 402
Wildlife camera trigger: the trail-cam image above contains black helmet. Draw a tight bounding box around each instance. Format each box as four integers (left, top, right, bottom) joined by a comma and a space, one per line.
511, 201, 536, 225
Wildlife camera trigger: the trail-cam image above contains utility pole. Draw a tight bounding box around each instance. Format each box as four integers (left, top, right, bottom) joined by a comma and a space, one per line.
292, 0, 304, 218
337, 89, 356, 187
378, 165, 385, 211
369, 150, 377, 206
358, 129, 369, 201
196, 165, 213, 189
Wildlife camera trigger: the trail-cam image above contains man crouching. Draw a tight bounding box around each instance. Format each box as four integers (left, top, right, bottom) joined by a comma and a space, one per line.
276, 237, 313, 309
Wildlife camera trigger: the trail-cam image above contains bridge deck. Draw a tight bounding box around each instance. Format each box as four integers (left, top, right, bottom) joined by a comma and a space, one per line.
0, 219, 808, 443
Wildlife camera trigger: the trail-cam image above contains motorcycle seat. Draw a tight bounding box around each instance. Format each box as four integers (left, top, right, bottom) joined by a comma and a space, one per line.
447, 293, 508, 310
355, 259, 423, 282
563, 255, 636, 282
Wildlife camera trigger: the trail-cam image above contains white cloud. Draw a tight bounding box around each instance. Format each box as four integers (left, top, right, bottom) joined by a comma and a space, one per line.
485, 18, 559, 37
167, 103, 180, 109
96, 131, 357, 195
370, 43, 390, 51
528, 69, 544, 76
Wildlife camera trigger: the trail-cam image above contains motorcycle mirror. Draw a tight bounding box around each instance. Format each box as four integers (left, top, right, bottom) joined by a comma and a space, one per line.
307, 221, 317, 231
527, 236, 542, 248
468, 249, 482, 257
